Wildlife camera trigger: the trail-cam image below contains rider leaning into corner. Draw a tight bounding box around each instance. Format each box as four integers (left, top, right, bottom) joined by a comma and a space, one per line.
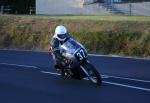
48, 25, 72, 77
48, 25, 102, 85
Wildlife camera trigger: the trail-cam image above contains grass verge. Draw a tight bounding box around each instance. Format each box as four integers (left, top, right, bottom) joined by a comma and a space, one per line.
0, 15, 150, 57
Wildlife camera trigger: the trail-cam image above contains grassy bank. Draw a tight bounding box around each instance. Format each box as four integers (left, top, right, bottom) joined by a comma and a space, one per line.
0, 15, 150, 57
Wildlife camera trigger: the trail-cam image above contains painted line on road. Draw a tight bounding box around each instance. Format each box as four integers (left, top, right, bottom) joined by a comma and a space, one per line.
41, 71, 150, 92
40, 71, 150, 92
41, 71, 61, 76
1, 63, 149, 83
40, 70, 106, 79
102, 75, 150, 83
0, 63, 39, 69
1, 49, 150, 61
88, 54, 150, 61
1, 62, 150, 92
103, 81, 150, 92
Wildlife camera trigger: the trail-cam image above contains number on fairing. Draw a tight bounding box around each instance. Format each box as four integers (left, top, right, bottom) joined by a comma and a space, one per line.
77, 49, 85, 60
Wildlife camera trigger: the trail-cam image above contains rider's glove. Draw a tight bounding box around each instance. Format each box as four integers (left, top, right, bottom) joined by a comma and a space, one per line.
48, 47, 53, 56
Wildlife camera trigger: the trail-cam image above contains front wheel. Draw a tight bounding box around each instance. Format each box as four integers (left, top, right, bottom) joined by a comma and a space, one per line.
81, 62, 102, 86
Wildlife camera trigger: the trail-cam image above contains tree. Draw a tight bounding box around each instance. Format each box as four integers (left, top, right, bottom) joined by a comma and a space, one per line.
0, 0, 35, 14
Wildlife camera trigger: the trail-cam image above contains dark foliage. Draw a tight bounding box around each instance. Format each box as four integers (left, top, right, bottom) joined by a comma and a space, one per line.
0, 0, 35, 14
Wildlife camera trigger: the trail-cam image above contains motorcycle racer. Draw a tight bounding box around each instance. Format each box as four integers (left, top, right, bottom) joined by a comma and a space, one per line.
49, 25, 70, 76
48, 25, 102, 85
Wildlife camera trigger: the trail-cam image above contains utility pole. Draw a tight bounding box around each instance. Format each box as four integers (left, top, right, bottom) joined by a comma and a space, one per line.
29, 6, 32, 15
0, 5, 4, 14
29, 6, 35, 15
29, 6, 33, 15
129, 0, 132, 16
149, 2, 150, 16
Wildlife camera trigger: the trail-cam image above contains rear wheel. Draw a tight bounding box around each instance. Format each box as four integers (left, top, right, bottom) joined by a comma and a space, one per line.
81, 62, 102, 86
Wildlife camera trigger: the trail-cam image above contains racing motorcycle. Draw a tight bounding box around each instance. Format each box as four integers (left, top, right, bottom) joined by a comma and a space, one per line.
49, 38, 102, 86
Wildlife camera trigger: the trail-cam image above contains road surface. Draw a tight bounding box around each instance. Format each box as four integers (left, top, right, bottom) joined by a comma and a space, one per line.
0, 50, 150, 103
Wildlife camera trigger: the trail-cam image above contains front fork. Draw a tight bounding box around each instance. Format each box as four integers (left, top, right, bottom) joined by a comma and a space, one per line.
80, 65, 90, 77
80, 59, 90, 77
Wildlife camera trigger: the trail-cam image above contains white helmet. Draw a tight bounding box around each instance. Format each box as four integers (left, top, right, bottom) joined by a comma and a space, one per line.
54, 25, 67, 41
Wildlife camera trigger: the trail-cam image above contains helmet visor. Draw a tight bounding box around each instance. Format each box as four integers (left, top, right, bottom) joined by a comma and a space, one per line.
57, 34, 66, 40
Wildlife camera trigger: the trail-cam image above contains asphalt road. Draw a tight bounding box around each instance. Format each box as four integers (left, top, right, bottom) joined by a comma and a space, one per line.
0, 50, 150, 103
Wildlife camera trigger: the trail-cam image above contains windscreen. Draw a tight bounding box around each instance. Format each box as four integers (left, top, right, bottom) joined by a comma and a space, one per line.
60, 38, 83, 55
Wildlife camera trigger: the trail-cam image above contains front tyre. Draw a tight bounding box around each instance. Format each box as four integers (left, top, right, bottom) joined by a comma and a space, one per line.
81, 62, 102, 86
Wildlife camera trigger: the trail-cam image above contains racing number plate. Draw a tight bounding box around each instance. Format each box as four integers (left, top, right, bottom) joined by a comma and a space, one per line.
75, 48, 86, 61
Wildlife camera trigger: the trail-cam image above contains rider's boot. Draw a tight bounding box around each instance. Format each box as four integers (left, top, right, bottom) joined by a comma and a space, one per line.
54, 65, 65, 77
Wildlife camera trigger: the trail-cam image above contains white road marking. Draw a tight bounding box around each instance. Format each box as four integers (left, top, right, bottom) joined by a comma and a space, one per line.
0, 62, 150, 92
40, 71, 150, 92
40, 71, 107, 79
88, 54, 150, 61
0, 49, 150, 61
101, 76, 110, 79
1, 62, 148, 83
41, 71, 61, 76
102, 75, 150, 83
0, 63, 39, 69
103, 81, 150, 92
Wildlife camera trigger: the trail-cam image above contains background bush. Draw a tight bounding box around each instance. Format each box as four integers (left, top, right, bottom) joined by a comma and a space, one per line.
0, 15, 150, 57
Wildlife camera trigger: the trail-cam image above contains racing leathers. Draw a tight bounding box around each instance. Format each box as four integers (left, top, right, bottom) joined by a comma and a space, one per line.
50, 34, 70, 72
